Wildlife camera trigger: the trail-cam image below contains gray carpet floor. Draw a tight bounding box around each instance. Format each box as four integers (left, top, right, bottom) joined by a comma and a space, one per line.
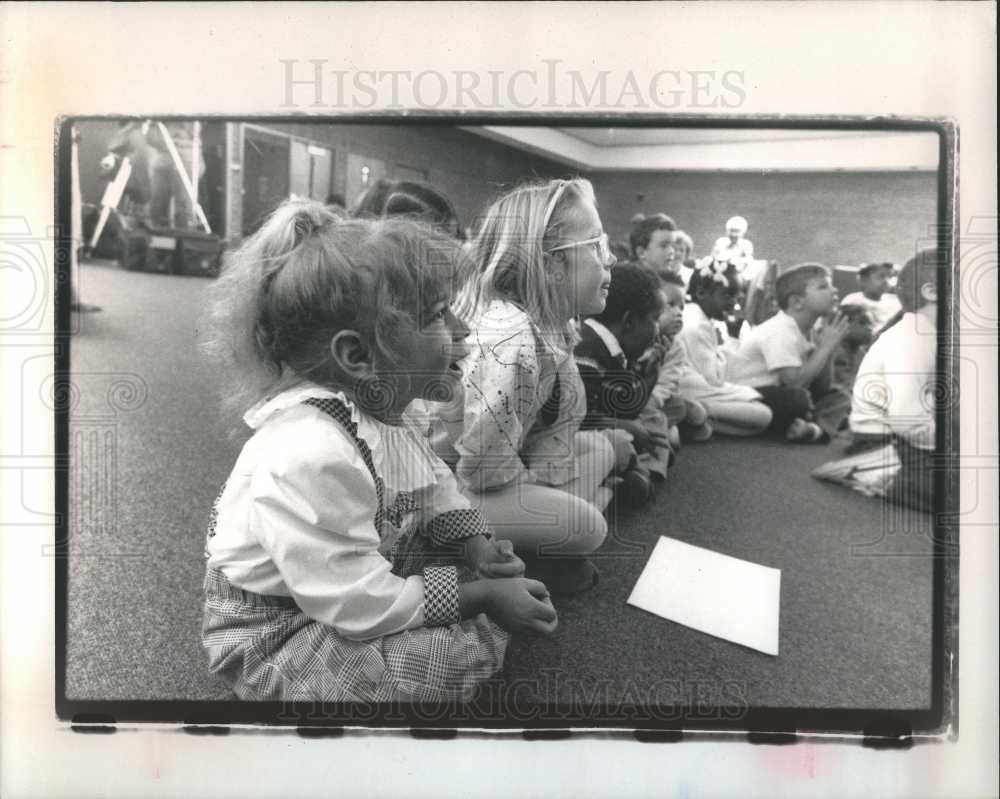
66, 260, 935, 709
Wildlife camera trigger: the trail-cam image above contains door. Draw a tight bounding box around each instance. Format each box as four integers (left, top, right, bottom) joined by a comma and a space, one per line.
290, 141, 333, 201
241, 127, 291, 236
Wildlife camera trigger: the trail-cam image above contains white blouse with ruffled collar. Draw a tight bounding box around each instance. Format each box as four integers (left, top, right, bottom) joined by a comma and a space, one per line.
207, 381, 474, 640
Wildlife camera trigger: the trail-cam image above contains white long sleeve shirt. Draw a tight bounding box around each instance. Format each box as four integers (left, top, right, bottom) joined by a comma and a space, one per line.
206, 383, 476, 641
849, 312, 937, 450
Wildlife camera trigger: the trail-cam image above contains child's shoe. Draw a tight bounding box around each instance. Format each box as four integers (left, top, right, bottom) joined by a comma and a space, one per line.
687, 420, 714, 442
618, 467, 654, 507
686, 402, 709, 427
785, 418, 827, 443
667, 425, 681, 451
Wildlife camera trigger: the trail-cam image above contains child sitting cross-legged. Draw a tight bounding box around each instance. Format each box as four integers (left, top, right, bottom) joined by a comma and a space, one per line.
676, 259, 773, 436
726, 263, 851, 442
200, 201, 557, 703
574, 264, 673, 507
652, 272, 715, 445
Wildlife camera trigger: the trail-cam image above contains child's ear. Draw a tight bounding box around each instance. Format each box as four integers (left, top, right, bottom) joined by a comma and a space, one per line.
920, 281, 938, 304
543, 250, 568, 283
329, 330, 373, 379
620, 310, 633, 330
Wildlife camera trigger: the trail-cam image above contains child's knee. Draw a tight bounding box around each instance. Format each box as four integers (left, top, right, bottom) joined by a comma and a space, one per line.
602, 428, 637, 472
751, 403, 774, 430
684, 399, 708, 426
577, 429, 616, 478
572, 500, 608, 552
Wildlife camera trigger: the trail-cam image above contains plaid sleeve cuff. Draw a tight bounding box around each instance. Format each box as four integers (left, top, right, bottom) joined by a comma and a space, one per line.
425, 508, 492, 545
422, 565, 460, 626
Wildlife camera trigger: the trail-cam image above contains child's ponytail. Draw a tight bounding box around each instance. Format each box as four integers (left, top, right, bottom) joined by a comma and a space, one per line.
201, 200, 341, 424
201, 199, 466, 427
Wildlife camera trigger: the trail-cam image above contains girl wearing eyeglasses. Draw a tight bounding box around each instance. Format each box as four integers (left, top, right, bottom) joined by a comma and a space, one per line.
439, 178, 622, 595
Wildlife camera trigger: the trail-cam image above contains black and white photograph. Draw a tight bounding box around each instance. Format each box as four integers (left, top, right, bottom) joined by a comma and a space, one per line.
1, 3, 996, 798
60, 118, 952, 731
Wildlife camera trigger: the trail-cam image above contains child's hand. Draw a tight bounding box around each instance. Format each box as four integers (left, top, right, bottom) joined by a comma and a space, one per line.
603, 428, 637, 472
466, 535, 525, 579
817, 312, 851, 352
639, 354, 661, 383
646, 337, 668, 364
486, 578, 558, 636
623, 419, 670, 454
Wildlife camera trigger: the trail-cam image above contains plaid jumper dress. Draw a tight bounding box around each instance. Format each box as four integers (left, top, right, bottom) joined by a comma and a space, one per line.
202, 397, 508, 703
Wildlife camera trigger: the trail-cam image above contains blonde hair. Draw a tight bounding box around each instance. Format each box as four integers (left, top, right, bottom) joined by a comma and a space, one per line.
673, 230, 694, 256
201, 199, 467, 422
454, 177, 596, 355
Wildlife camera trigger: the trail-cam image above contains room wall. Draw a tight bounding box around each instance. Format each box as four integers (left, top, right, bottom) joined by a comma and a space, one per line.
74, 121, 939, 270
590, 170, 938, 269
243, 122, 572, 236
75, 121, 573, 241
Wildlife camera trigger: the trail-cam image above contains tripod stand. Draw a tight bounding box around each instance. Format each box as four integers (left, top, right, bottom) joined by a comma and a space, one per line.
88, 120, 212, 251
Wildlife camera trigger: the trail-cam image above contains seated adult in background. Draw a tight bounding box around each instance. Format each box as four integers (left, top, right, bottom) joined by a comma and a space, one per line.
712, 215, 754, 277
726, 263, 850, 442
839, 261, 902, 334
629, 213, 677, 279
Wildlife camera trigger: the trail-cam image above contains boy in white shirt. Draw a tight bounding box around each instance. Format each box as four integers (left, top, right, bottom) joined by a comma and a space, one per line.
846, 249, 940, 512
850, 250, 938, 452
727, 263, 850, 441
840, 262, 903, 333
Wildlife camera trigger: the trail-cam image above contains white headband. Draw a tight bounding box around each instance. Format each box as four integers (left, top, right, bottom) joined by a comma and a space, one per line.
541, 180, 569, 234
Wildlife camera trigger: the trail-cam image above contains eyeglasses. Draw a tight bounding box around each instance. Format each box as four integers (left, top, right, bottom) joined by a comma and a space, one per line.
546, 233, 613, 263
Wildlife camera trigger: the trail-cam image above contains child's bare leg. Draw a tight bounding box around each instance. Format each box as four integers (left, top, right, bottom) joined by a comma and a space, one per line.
561, 430, 616, 510
703, 400, 772, 435
463, 482, 607, 558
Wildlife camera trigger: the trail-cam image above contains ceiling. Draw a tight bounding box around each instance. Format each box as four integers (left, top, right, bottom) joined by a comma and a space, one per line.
465, 126, 940, 172
555, 128, 909, 147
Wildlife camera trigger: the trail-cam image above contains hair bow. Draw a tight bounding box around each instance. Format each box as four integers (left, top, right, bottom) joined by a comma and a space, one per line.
696, 257, 731, 286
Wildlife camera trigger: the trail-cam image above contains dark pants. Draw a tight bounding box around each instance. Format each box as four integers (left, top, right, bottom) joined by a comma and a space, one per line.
755, 385, 813, 435
887, 438, 935, 513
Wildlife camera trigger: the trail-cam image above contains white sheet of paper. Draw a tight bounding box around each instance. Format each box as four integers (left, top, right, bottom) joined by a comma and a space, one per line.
627, 536, 781, 656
